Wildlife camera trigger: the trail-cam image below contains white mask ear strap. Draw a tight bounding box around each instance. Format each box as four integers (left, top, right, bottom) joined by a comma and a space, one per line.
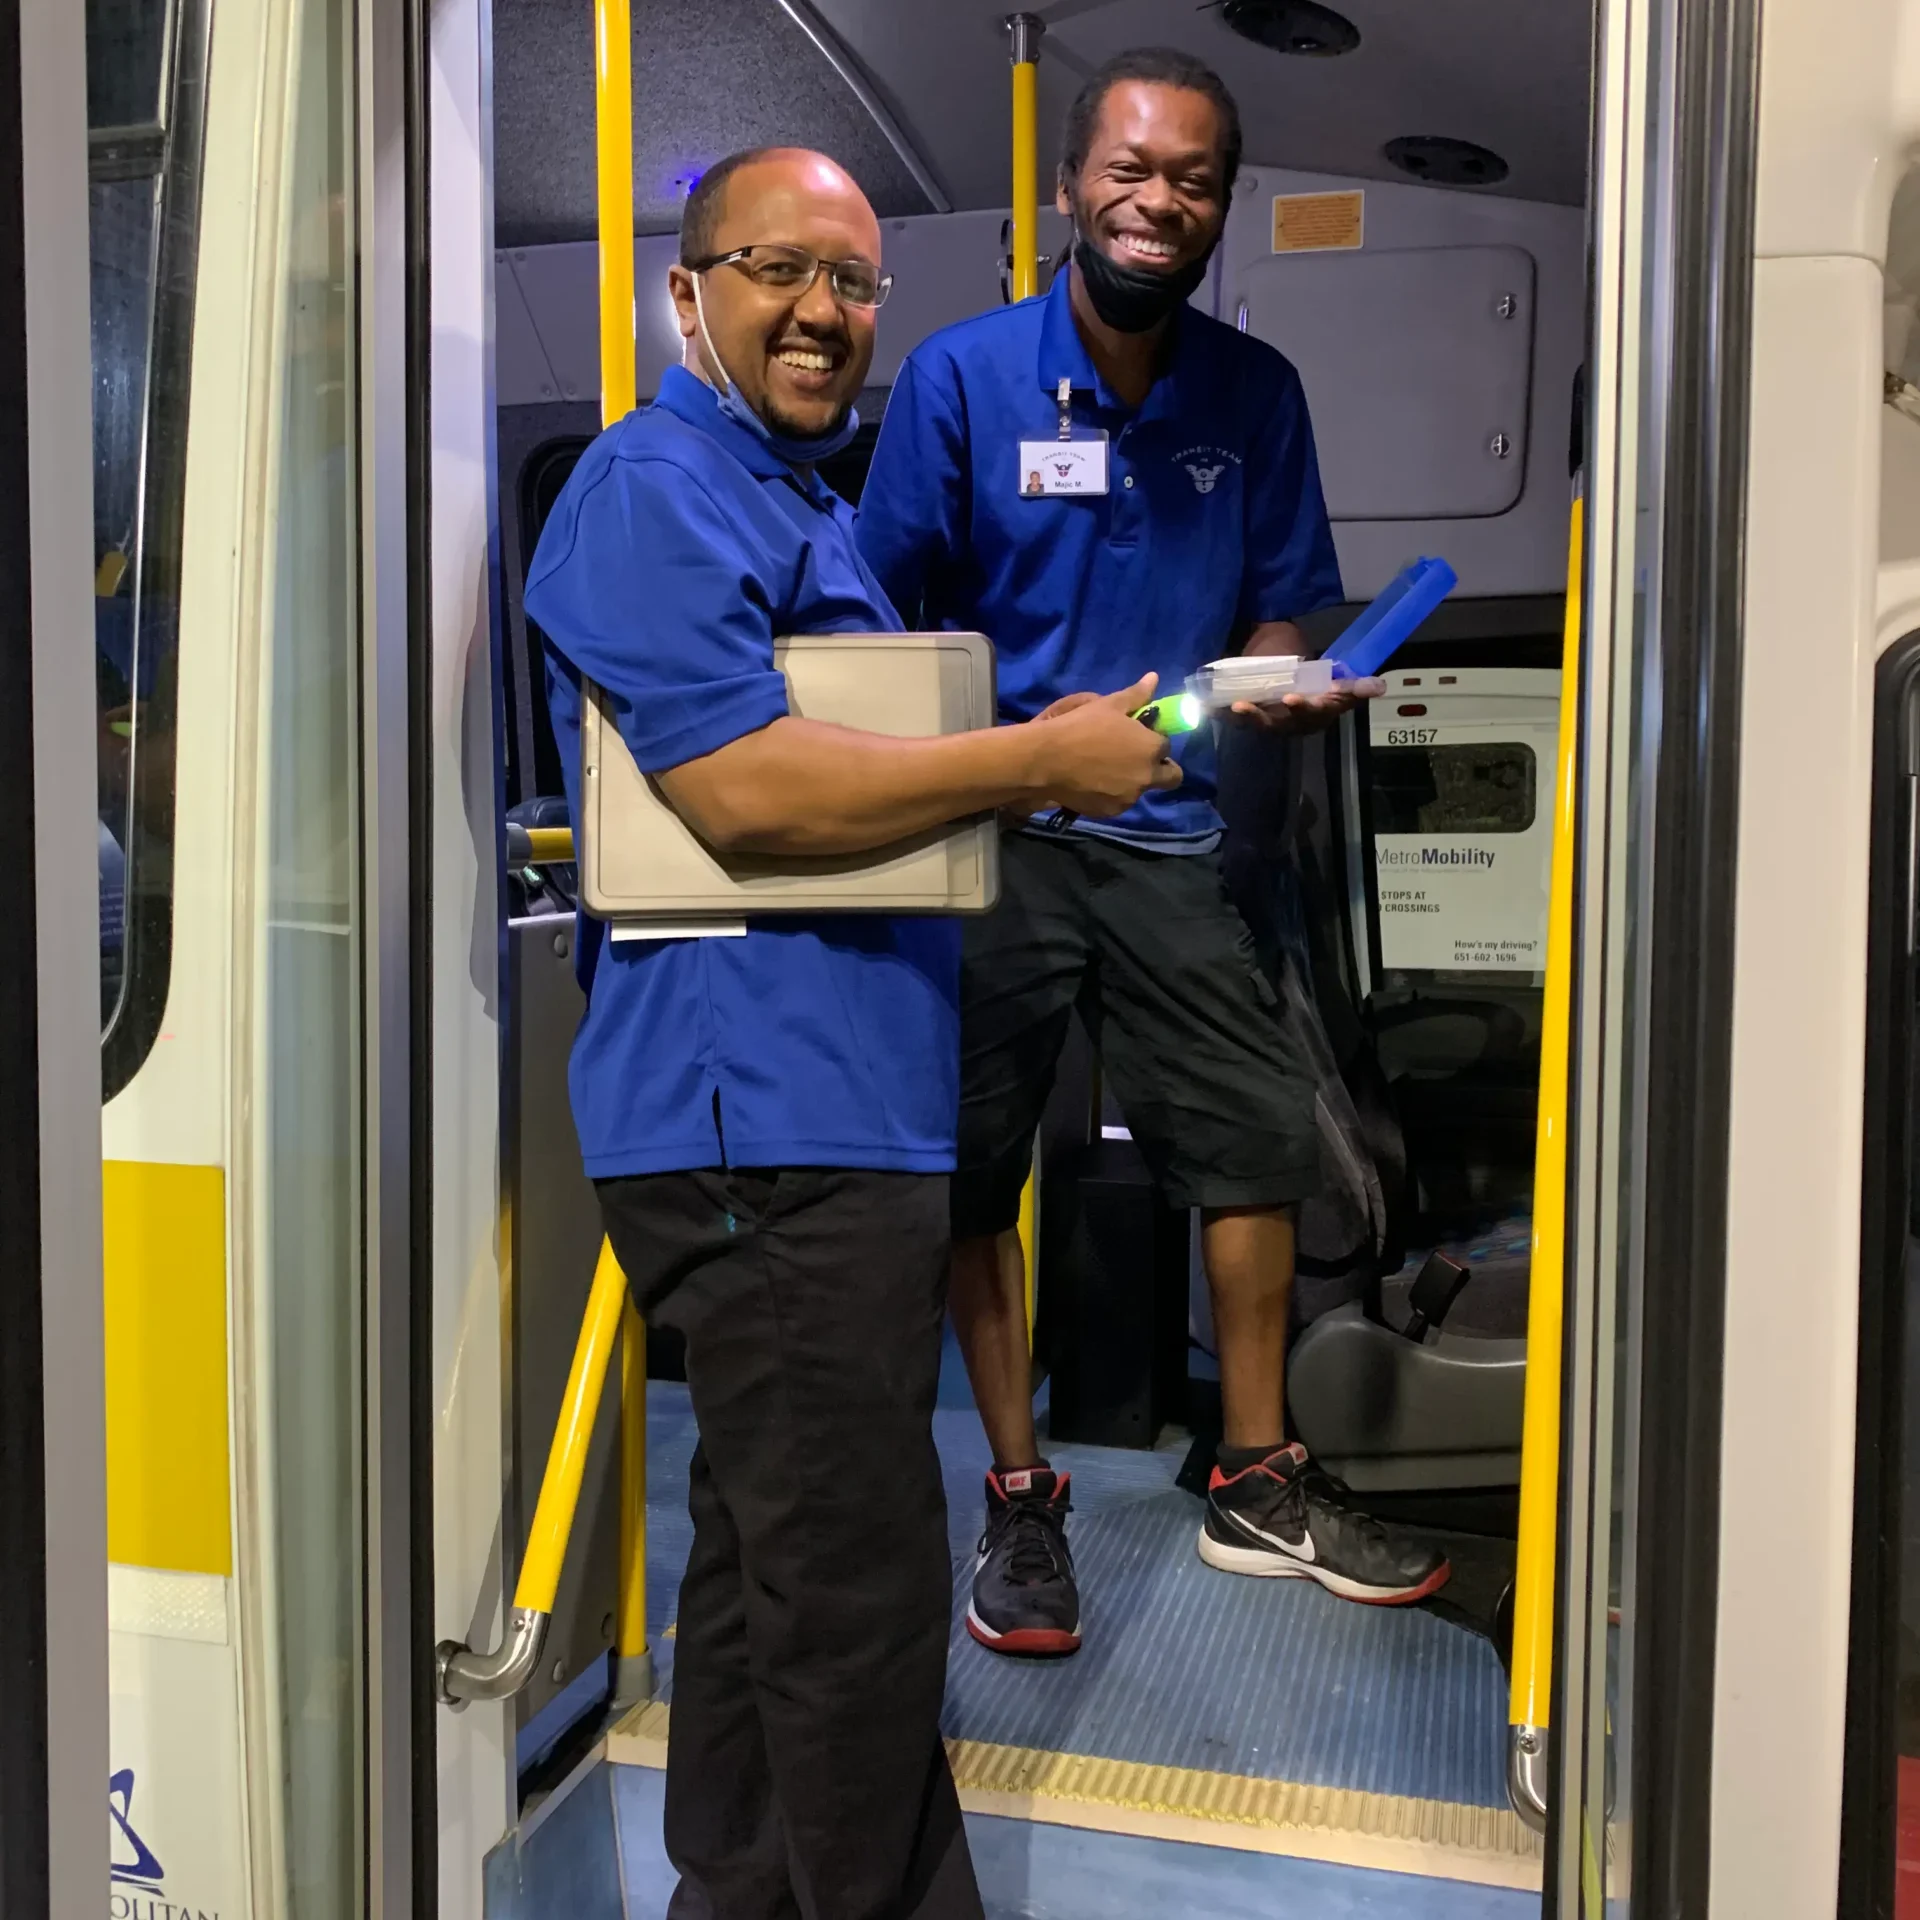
690, 272, 734, 397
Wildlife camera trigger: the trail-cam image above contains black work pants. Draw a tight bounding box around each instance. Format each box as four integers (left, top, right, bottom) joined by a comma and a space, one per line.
597, 1167, 981, 1920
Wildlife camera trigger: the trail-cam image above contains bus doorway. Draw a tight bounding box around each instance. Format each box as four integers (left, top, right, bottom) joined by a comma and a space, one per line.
470, 2, 1592, 1913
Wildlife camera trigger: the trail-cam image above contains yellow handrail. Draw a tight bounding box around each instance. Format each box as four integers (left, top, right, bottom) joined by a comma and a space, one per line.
1507, 490, 1584, 1821
1008, 16, 1041, 303
512, 1238, 628, 1613
437, 1235, 632, 1702
595, 0, 650, 1704
519, 825, 575, 866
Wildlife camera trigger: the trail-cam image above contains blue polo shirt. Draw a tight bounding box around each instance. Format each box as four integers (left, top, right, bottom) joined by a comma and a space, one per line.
524, 366, 961, 1180
856, 269, 1344, 846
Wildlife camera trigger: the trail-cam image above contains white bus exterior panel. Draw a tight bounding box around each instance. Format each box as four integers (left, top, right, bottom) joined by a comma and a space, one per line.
108, 1608, 247, 1920
1711, 251, 1883, 1920
1755, 0, 1920, 264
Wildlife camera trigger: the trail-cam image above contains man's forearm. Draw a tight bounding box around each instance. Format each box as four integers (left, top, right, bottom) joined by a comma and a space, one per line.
656, 715, 1051, 855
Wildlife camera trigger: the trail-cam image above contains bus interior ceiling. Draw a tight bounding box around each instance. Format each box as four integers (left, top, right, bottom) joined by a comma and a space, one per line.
489, 1, 1591, 1911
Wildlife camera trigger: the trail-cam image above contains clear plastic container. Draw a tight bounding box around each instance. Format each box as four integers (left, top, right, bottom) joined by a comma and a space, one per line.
1187, 654, 1338, 710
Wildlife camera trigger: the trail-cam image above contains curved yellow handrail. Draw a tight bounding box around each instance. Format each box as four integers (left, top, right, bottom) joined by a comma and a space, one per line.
513, 1238, 628, 1614
1507, 492, 1584, 1805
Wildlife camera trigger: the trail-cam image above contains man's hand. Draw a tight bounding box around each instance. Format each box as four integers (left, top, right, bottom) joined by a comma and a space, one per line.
1024, 673, 1182, 816
1226, 616, 1383, 734
1230, 676, 1385, 736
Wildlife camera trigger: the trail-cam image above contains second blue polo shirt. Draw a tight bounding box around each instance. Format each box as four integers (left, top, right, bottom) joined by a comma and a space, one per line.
855, 268, 1345, 847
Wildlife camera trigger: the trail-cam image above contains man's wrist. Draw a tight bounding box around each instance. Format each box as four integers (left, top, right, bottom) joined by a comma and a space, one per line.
981, 719, 1050, 807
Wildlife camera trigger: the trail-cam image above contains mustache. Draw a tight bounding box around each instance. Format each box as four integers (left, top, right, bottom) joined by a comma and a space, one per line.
770, 323, 850, 355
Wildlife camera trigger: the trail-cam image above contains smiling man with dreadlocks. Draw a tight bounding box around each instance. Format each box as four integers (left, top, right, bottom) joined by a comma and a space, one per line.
856, 48, 1450, 1659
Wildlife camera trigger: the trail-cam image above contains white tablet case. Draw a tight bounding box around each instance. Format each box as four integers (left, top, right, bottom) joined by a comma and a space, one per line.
578, 632, 1001, 921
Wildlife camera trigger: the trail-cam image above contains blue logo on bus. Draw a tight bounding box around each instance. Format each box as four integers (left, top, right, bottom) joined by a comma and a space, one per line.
109, 1769, 164, 1889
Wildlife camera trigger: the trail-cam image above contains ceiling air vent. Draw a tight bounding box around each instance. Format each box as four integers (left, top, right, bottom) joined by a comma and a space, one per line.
1383, 135, 1510, 188
1219, 0, 1361, 57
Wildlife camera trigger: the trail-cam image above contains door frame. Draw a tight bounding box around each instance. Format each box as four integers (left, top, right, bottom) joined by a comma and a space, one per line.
0, 0, 107, 1912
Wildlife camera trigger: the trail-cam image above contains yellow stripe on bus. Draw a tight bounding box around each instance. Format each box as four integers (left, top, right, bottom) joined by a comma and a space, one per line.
103, 1161, 231, 1577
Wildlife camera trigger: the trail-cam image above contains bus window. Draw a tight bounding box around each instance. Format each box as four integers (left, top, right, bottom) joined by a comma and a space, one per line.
86, 0, 206, 1088
1371, 740, 1539, 836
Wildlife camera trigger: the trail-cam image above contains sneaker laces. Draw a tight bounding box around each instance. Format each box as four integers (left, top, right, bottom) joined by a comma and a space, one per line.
1294, 1457, 1394, 1548
980, 1492, 1072, 1587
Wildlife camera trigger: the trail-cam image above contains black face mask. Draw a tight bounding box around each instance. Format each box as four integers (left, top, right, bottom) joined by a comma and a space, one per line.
1072, 230, 1214, 333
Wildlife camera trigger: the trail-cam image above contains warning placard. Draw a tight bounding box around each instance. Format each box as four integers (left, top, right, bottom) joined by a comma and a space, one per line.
1271, 190, 1364, 254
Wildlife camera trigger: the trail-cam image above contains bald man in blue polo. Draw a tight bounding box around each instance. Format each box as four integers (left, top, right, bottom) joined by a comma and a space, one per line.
526, 147, 1176, 1920
856, 49, 1450, 1659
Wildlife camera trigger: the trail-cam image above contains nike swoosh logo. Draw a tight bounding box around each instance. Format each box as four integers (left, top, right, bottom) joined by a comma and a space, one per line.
1224, 1507, 1316, 1564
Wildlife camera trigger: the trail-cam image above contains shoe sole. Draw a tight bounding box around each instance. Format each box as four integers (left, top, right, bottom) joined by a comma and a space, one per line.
1196, 1527, 1452, 1606
965, 1602, 1082, 1658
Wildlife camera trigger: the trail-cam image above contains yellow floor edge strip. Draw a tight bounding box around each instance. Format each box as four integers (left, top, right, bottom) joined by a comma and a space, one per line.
606, 1703, 1542, 1892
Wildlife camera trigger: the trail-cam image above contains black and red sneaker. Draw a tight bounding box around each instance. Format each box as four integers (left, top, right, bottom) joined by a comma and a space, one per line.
1199, 1444, 1450, 1605
965, 1466, 1082, 1656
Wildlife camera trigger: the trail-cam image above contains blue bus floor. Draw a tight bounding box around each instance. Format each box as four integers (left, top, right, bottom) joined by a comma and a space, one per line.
627, 1333, 1538, 1901
606, 1761, 1537, 1920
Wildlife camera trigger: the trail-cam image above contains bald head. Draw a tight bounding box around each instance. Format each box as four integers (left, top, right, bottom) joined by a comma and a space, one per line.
667, 146, 884, 448
679, 147, 878, 268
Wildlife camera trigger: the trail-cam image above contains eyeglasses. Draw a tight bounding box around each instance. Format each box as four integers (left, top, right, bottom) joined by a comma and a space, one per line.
692, 243, 893, 310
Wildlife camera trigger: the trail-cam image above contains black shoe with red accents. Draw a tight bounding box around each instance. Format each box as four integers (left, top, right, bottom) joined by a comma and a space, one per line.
966, 1466, 1082, 1656
1199, 1444, 1451, 1605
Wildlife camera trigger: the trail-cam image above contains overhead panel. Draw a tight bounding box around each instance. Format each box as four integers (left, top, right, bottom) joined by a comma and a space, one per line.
1044, 0, 1589, 208
1236, 244, 1537, 521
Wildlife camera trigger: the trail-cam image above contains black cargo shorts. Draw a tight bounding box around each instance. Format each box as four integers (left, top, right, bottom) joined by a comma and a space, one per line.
950, 828, 1320, 1240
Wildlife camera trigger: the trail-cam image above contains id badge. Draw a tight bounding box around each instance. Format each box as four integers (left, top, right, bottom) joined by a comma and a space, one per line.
1019, 430, 1109, 498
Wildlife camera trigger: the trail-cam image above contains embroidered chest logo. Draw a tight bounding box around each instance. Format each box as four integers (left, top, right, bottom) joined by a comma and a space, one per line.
1173, 444, 1241, 498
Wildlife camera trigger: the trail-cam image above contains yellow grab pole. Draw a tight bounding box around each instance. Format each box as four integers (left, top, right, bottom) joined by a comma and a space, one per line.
1008, 12, 1044, 1328
1018, 1156, 1038, 1336
595, 0, 649, 1704
614, 1295, 652, 1702
512, 1238, 628, 1614
595, 0, 635, 427
1008, 15, 1043, 302
1507, 489, 1584, 1825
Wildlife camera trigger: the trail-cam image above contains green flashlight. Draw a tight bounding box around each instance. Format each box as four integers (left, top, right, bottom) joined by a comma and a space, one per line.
1132, 691, 1205, 736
